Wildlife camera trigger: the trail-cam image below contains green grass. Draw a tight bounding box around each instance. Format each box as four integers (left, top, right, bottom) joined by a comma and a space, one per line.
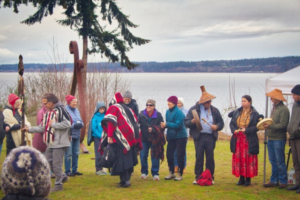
0, 139, 297, 200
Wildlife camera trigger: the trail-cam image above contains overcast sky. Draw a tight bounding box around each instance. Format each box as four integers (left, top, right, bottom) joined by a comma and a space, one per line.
0, 0, 299, 64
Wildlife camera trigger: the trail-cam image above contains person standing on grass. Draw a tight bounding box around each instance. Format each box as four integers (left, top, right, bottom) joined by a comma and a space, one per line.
3, 93, 32, 155
185, 86, 224, 185
23, 93, 72, 193
123, 90, 139, 117
286, 84, 300, 194
0, 111, 9, 156
174, 97, 188, 173
64, 95, 84, 177
161, 96, 187, 181
229, 95, 260, 187
263, 89, 289, 189
87, 101, 107, 175
100, 92, 142, 188
138, 99, 165, 181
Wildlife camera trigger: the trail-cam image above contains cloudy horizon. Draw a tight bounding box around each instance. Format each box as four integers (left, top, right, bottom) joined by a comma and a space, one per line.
0, 0, 299, 64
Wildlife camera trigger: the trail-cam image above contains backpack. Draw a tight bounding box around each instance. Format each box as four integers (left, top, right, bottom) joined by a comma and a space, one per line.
196, 169, 213, 186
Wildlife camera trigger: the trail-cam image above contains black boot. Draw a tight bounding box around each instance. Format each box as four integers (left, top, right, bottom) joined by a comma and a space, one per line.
236, 176, 245, 185
244, 177, 251, 186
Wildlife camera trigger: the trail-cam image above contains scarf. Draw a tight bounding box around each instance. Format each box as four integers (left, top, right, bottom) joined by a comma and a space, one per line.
42, 104, 72, 145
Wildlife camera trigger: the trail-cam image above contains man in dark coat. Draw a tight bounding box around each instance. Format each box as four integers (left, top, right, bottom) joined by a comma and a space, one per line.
185, 86, 224, 184
123, 90, 139, 117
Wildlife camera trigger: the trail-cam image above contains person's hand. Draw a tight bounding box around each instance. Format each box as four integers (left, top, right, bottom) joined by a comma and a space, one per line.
211, 125, 218, 131
191, 118, 195, 124
22, 126, 29, 132
263, 123, 269, 129
148, 127, 152, 133
5, 126, 10, 132
108, 137, 113, 144
160, 122, 166, 128
234, 130, 238, 134
241, 128, 246, 132
48, 120, 54, 127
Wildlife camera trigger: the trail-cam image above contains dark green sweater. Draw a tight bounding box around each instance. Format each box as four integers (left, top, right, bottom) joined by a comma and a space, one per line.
266, 101, 290, 140
287, 101, 300, 140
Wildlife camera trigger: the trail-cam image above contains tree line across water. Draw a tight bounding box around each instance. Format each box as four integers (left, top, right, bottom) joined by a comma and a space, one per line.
0, 56, 300, 73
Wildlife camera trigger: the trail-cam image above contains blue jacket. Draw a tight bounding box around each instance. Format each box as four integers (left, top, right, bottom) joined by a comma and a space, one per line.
65, 105, 83, 139
87, 102, 106, 146
165, 105, 187, 140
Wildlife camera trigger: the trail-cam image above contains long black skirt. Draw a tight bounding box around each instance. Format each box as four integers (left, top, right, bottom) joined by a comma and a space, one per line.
111, 143, 138, 175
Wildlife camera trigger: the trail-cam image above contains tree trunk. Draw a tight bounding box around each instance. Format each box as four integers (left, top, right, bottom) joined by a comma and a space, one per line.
82, 36, 88, 95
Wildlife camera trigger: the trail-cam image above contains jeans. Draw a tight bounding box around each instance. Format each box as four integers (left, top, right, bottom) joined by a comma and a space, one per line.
267, 139, 287, 184
140, 141, 160, 176
64, 138, 80, 173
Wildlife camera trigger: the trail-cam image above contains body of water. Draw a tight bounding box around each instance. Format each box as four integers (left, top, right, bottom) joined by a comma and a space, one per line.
0, 72, 280, 133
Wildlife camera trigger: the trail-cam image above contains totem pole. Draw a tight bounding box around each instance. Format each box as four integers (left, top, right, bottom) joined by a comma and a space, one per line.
69, 41, 88, 153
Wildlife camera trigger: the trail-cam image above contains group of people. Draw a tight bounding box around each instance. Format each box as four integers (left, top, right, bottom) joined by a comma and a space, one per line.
0, 84, 300, 199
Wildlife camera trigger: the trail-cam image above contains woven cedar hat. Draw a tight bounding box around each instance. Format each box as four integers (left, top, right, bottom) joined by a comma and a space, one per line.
199, 86, 216, 104
266, 88, 286, 102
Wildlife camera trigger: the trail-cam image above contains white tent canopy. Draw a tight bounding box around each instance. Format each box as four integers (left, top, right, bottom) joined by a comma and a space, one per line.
266, 66, 300, 95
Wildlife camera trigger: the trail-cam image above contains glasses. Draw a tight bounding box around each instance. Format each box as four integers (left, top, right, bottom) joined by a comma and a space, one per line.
146, 104, 154, 107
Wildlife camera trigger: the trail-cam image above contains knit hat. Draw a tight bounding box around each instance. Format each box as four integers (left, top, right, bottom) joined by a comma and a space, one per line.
178, 97, 184, 105
123, 90, 132, 99
8, 93, 20, 114
291, 84, 300, 95
266, 88, 286, 102
199, 86, 216, 104
167, 96, 178, 105
1, 146, 51, 198
147, 99, 156, 106
110, 92, 124, 105
65, 95, 76, 105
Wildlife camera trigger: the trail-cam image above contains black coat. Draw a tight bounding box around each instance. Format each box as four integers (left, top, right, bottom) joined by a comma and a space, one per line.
138, 109, 164, 143
229, 106, 260, 155
184, 103, 224, 140
0, 111, 6, 145
125, 99, 139, 117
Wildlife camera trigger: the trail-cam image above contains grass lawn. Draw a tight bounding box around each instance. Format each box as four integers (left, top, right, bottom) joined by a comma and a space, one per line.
0, 138, 297, 200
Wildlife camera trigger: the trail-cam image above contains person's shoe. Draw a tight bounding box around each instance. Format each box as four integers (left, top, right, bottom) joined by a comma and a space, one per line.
212, 180, 215, 185
236, 180, 245, 185
117, 181, 125, 186
73, 171, 83, 176
153, 175, 160, 181
62, 175, 69, 183
174, 166, 179, 173
118, 181, 131, 188
296, 188, 300, 193
140, 173, 148, 179
174, 175, 183, 181
51, 184, 63, 193
286, 184, 300, 190
263, 182, 279, 187
66, 172, 75, 177
96, 170, 107, 175
278, 184, 287, 189
244, 181, 251, 187
164, 172, 176, 180
51, 174, 56, 179
193, 180, 198, 185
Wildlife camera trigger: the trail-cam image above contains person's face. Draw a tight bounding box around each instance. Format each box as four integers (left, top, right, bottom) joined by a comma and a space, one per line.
42, 98, 54, 110
99, 107, 105, 114
69, 99, 77, 108
292, 93, 300, 102
168, 101, 175, 109
14, 101, 20, 109
241, 98, 251, 109
177, 101, 183, 108
270, 97, 280, 105
123, 98, 131, 104
146, 103, 155, 112
202, 100, 211, 109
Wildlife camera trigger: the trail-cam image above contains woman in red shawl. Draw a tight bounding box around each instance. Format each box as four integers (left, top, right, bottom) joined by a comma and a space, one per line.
100, 92, 142, 188
229, 95, 260, 186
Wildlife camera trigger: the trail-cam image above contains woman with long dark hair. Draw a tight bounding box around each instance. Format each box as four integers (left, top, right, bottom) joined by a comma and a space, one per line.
229, 95, 260, 186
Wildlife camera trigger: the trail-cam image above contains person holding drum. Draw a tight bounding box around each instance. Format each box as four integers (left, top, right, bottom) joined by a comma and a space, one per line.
184, 86, 224, 184
263, 89, 289, 189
